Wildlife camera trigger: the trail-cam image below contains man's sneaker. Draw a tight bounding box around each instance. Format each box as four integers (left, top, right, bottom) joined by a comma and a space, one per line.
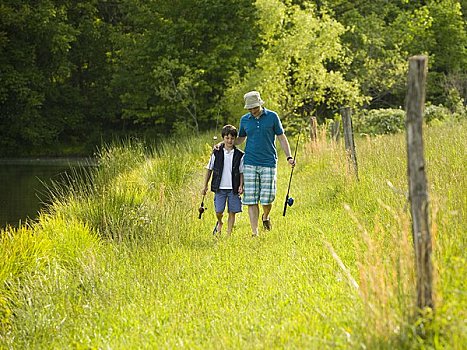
262, 215, 272, 230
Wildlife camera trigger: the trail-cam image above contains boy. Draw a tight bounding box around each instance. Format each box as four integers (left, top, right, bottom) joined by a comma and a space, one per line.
202, 125, 244, 235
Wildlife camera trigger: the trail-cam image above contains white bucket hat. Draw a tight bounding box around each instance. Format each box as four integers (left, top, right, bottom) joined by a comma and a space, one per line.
244, 91, 265, 109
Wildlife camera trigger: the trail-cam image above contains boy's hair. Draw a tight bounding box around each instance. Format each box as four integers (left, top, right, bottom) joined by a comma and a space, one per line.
221, 124, 238, 138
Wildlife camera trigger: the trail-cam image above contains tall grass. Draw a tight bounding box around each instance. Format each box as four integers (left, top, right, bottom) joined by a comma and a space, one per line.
0, 123, 465, 349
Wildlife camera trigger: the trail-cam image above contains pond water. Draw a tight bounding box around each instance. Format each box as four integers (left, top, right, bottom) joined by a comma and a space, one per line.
0, 158, 95, 229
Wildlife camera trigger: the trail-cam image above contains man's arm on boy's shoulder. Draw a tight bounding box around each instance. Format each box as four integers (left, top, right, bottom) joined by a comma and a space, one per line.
213, 135, 245, 150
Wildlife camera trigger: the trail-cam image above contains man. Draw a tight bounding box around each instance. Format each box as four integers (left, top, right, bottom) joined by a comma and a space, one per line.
235, 91, 295, 237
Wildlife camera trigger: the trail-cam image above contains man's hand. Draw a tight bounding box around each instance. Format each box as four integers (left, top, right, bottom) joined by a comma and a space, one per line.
213, 142, 223, 151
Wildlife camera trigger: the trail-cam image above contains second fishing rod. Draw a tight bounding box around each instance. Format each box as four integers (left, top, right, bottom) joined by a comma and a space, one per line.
283, 128, 301, 217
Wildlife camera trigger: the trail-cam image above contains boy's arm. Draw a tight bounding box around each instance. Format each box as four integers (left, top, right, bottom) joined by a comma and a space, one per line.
202, 169, 212, 195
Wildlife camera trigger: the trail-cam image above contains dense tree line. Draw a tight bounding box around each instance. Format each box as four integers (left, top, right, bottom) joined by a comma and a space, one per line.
0, 0, 465, 156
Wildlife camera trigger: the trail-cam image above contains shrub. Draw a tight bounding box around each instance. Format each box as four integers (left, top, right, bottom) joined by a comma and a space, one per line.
354, 109, 406, 136
424, 104, 452, 125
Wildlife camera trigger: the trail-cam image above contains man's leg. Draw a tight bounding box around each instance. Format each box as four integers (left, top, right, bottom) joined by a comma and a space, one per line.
259, 166, 276, 230
242, 165, 261, 236
248, 204, 260, 236
262, 204, 272, 220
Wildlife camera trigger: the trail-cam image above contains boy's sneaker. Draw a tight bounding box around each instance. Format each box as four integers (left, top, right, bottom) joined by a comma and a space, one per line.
262, 215, 272, 230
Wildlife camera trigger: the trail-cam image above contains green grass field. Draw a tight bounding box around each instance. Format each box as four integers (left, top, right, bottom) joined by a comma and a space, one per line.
1, 121, 465, 349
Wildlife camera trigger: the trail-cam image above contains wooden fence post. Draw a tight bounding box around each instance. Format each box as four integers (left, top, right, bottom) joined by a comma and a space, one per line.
341, 107, 359, 180
331, 120, 340, 142
309, 116, 318, 142
406, 55, 434, 312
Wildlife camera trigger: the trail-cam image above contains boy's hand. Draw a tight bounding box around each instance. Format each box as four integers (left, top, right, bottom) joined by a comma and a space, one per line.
238, 186, 243, 195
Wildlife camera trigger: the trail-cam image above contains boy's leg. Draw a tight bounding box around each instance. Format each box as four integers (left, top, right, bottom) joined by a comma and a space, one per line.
226, 190, 242, 235
216, 212, 224, 234
227, 212, 235, 235
213, 190, 228, 234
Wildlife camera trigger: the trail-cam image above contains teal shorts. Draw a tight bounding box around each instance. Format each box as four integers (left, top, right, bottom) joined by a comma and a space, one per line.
242, 165, 277, 205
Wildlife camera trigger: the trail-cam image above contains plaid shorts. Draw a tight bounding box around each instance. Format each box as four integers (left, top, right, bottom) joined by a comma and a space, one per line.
242, 165, 277, 205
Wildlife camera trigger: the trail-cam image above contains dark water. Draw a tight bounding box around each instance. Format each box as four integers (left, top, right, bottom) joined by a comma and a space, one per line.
0, 158, 94, 229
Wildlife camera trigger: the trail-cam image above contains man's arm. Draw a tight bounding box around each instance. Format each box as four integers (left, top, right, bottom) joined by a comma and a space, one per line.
235, 136, 246, 145
213, 135, 245, 150
277, 133, 296, 166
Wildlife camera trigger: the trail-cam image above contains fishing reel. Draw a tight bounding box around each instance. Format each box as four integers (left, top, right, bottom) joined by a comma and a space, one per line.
198, 204, 207, 218
198, 196, 207, 219
283, 195, 295, 216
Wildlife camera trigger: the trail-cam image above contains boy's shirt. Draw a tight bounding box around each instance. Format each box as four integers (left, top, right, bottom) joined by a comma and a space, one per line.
206, 148, 244, 190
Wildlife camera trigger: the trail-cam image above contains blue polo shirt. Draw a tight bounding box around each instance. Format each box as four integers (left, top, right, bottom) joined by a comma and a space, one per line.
238, 107, 284, 167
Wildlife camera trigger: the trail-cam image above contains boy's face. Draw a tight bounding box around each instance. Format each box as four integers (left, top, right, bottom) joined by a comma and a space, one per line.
223, 134, 236, 147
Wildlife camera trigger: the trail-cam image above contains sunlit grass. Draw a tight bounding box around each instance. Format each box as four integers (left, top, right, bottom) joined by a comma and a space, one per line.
0, 122, 465, 349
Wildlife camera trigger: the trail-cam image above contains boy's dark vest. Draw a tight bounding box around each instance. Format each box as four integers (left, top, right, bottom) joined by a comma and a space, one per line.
211, 145, 244, 195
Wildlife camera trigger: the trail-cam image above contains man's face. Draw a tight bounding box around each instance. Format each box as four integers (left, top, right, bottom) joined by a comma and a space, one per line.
248, 106, 261, 117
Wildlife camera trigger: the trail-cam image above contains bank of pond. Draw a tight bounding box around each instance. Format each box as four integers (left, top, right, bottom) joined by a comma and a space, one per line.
0, 158, 95, 228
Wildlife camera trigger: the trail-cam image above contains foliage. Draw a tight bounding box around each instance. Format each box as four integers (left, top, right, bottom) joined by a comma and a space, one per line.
45, 137, 207, 242
0, 217, 99, 334
111, 0, 260, 133
0, 0, 74, 153
353, 103, 466, 135
222, 0, 366, 124
0, 0, 120, 155
353, 108, 406, 136
424, 102, 467, 125
0, 0, 466, 155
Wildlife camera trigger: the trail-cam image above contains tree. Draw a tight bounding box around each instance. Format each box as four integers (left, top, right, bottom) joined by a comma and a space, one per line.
315, 0, 467, 109
0, 0, 121, 155
0, 0, 77, 154
222, 0, 365, 125
111, 0, 260, 135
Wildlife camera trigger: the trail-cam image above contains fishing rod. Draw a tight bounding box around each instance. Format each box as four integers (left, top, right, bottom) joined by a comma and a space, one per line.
283, 129, 301, 217
199, 120, 219, 220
